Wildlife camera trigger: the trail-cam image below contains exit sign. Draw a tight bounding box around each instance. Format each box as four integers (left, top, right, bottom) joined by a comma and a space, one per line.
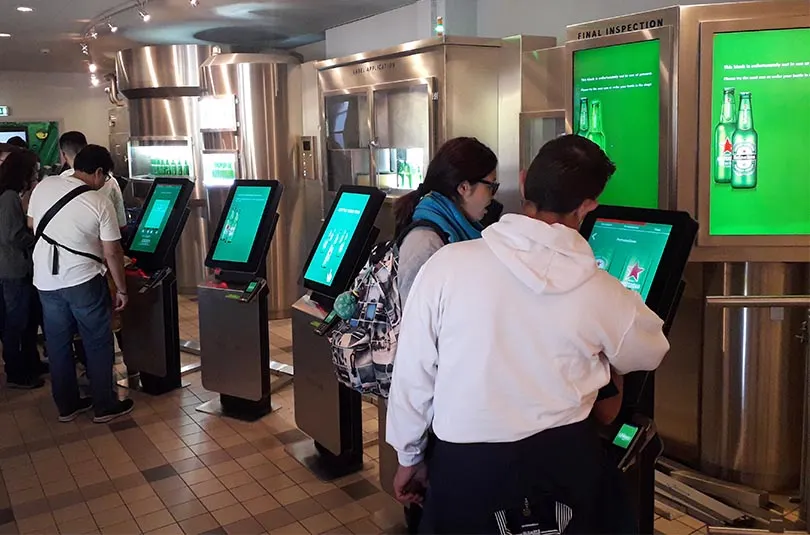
0, 106, 9, 117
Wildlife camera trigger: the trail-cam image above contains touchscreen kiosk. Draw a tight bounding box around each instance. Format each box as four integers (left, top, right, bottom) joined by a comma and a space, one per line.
205, 180, 283, 276
581, 206, 697, 324
126, 178, 194, 271
302, 185, 385, 301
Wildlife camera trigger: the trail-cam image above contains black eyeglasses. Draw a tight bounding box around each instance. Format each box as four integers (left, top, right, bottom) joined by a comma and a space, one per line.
479, 179, 500, 195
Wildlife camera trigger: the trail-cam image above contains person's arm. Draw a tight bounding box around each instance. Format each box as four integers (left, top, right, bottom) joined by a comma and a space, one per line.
0, 193, 36, 250
604, 294, 670, 375
107, 178, 128, 229
592, 368, 624, 425
98, 197, 127, 310
397, 229, 445, 308
386, 262, 442, 468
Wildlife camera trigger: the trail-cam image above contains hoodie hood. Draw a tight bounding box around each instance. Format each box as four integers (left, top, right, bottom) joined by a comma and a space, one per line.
482, 214, 598, 295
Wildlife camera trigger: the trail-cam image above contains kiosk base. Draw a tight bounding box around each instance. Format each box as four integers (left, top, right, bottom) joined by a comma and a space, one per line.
121, 270, 184, 396
196, 394, 276, 422
196, 283, 275, 422
290, 298, 364, 480
286, 439, 364, 482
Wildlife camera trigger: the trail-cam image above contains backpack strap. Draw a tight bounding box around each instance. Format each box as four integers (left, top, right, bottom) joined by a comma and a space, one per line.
34, 185, 104, 275
395, 219, 450, 247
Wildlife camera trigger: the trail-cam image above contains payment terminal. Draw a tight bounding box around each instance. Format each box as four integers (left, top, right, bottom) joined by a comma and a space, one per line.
580, 206, 698, 534
120, 178, 193, 395
195, 180, 283, 421
290, 185, 385, 479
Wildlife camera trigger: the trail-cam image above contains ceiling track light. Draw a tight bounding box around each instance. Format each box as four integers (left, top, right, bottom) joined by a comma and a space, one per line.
90, 74, 100, 87
88, 62, 98, 73
107, 20, 118, 33
189, 0, 199, 6
80, 43, 89, 55
138, 8, 150, 22
88, 27, 98, 39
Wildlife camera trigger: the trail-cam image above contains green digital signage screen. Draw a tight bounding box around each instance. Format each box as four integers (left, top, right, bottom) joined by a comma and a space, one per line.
129, 184, 183, 254
573, 39, 661, 209
304, 192, 370, 286
709, 28, 810, 236
588, 218, 672, 301
212, 186, 273, 264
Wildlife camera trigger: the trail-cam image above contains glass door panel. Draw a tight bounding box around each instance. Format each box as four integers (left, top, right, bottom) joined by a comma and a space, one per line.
324, 93, 371, 192
520, 113, 566, 170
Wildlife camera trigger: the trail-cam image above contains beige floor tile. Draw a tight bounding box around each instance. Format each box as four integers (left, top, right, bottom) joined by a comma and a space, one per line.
230, 482, 266, 502
300, 481, 335, 498
258, 475, 296, 494
145, 521, 184, 535
222, 516, 265, 535
330, 503, 370, 525
162, 447, 195, 463
235, 453, 268, 470
99, 518, 140, 535
181, 467, 215, 486
255, 508, 296, 532
9, 486, 45, 506
249, 463, 281, 481
87, 493, 124, 515
219, 470, 254, 490
212, 504, 251, 527
271, 486, 309, 507
190, 479, 227, 499
168, 499, 207, 523
57, 514, 98, 534
269, 521, 309, 535
243, 495, 282, 517
16, 512, 55, 534
93, 504, 133, 529
301, 512, 341, 535
127, 495, 165, 518
210, 460, 243, 478
156, 485, 197, 508
179, 512, 219, 535
75, 470, 110, 489
43, 478, 78, 497
52, 502, 92, 525
655, 517, 696, 535
200, 490, 238, 512
135, 509, 174, 532
119, 484, 156, 504
345, 517, 382, 535
103, 462, 139, 480
678, 515, 706, 530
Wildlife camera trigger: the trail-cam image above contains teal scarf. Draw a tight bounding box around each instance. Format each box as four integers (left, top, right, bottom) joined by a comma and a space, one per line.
412, 192, 482, 243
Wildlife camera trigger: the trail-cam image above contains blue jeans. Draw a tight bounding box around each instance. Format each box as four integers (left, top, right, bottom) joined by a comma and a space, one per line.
39, 275, 115, 416
0, 278, 33, 383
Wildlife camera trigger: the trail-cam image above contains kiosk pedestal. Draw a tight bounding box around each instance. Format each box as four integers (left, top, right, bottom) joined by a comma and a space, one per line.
120, 268, 183, 395
196, 282, 273, 421
289, 298, 363, 480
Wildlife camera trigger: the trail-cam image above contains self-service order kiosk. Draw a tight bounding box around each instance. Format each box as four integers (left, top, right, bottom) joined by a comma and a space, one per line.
581, 206, 698, 534
194, 180, 283, 421
290, 185, 386, 479
121, 177, 194, 395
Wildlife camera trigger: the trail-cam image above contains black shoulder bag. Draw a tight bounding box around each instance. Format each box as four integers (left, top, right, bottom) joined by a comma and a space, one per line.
34, 185, 104, 275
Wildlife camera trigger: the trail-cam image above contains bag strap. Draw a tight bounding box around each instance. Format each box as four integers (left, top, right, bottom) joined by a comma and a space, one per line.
34, 185, 104, 275
395, 219, 450, 247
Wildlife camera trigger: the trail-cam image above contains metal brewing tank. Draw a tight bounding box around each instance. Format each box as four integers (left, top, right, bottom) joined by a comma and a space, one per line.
115, 44, 212, 292
700, 262, 809, 491
201, 53, 304, 319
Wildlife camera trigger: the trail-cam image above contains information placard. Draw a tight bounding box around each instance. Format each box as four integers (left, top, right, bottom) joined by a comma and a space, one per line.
573, 39, 661, 209
709, 28, 810, 236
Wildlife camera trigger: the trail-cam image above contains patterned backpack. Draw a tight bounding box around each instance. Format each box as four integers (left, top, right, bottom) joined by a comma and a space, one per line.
328, 220, 448, 398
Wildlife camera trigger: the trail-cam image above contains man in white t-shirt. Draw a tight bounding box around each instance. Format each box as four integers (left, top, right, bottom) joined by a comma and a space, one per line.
28, 145, 134, 423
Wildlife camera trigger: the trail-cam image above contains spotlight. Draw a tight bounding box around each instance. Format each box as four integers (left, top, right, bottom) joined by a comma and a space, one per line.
80, 43, 89, 55
89, 63, 97, 73
138, 8, 151, 22
89, 28, 98, 39
107, 20, 118, 33
189, 0, 199, 5
90, 74, 100, 87
16, 7, 33, 12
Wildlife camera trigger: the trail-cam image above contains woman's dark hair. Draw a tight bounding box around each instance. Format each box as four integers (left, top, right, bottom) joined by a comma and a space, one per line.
394, 137, 497, 230
0, 149, 38, 193
524, 135, 616, 214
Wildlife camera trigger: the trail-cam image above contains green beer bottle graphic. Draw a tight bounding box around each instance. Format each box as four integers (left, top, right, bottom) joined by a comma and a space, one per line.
576, 97, 590, 137
731, 92, 757, 189
586, 100, 606, 152
713, 88, 736, 184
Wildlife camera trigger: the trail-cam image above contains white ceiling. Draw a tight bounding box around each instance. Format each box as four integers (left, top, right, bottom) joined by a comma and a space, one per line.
0, 0, 417, 73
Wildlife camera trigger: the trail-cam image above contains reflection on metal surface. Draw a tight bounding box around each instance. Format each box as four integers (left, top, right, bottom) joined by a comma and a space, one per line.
200, 53, 305, 318
179, 338, 201, 356
116, 45, 209, 95
701, 262, 809, 491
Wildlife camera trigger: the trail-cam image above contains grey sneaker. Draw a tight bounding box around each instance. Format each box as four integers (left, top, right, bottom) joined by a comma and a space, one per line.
59, 397, 94, 422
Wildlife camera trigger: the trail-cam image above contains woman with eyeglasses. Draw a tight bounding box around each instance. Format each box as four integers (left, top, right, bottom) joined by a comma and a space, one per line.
393, 137, 499, 305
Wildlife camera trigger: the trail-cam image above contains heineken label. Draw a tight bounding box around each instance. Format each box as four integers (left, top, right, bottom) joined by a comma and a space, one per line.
733, 142, 757, 173
718, 138, 733, 167
621, 257, 647, 293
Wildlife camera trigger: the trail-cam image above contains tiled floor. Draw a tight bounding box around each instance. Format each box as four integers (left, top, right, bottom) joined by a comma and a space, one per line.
0, 297, 798, 535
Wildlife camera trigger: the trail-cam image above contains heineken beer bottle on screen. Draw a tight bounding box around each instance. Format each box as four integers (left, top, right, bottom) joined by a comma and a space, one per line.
576, 97, 590, 137
731, 92, 757, 189
713, 88, 736, 184
587, 100, 606, 152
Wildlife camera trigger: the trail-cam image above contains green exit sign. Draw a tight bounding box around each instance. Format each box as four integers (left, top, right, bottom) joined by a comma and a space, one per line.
0, 106, 9, 117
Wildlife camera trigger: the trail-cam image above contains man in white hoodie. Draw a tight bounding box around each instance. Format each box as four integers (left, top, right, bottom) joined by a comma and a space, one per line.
386, 135, 670, 534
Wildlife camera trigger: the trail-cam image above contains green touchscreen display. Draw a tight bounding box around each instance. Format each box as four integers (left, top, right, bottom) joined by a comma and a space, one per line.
305, 193, 370, 286
573, 39, 661, 209
613, 423, 640, 449
588, 219, 672, 301
130, 184, 183, 254
212, 186, 273, 264
709, 28, 810, 236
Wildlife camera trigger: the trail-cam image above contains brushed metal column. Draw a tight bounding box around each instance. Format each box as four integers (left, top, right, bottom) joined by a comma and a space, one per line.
701, 262, 809, 491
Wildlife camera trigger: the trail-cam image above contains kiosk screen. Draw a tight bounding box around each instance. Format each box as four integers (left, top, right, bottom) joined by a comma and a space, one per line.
304, 192, 371, 286
212, 186, 273, 264
130, 184, 183, 254
573, 39, 661, 209
587, 218, 672, 301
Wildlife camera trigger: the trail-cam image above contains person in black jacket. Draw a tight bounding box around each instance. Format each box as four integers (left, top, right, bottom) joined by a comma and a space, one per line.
0, 150, 44, 389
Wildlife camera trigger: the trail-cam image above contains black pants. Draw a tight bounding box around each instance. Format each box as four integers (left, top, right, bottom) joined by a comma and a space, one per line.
419, 420, 636, 534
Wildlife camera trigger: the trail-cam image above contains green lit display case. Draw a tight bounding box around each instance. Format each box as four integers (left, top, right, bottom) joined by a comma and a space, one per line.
567, 27, 673, 210
697, 15, 810, 250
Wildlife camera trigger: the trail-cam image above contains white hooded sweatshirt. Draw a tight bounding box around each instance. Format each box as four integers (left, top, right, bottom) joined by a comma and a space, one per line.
386, 214, 670, 467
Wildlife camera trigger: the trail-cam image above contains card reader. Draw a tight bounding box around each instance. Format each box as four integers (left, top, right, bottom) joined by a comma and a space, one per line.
603, 415, 662, 472
140, 267, 172, 294
314, 309, 339, 336
239, 279, 266, 303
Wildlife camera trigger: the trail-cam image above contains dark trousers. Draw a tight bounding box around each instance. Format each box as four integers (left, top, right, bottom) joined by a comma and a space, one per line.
23, 284, 43, 366
0, 278, 34, 383
419, 420, 636, 535
39, 276, 116, 416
